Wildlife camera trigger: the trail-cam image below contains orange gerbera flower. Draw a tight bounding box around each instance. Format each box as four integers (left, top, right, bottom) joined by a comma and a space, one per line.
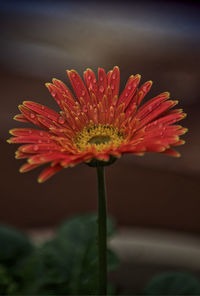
8, 66, 187, 182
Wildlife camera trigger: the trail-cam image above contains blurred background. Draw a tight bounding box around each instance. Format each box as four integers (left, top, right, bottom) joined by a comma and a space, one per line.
1, 0, 200, 293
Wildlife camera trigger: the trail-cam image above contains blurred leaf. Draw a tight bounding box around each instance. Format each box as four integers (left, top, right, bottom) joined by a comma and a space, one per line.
0, 225, 33, 267
18, 214, 118, 295
144, 272, 200, 295
0, 264, 19, 295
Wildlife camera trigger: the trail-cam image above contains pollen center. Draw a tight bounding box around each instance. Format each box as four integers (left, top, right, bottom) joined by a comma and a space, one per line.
74, 124, 124, 151
88, 135, 111, 145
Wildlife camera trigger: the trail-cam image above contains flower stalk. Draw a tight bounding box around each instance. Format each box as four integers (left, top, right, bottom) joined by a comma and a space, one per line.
97, 165, 107, 294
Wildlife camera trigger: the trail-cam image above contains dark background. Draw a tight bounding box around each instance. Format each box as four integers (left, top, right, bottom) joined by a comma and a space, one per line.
1, 0, 200, 232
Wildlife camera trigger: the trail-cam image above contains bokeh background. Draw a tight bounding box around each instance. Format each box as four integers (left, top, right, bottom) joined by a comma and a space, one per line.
1, 0, 200, 233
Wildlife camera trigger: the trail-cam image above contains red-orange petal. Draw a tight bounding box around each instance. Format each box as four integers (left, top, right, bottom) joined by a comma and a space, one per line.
67, 70, 91, 106
38, 164, 63, 183
130, 80, 153, 107
118, 74, 141, 107
13, 114, 29, 122
23, 101, 59, 122
20, 162, 41, 173
136, 100, 178, 130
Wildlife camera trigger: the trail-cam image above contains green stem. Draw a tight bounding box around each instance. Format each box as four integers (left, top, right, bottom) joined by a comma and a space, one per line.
96, 165, 107, 295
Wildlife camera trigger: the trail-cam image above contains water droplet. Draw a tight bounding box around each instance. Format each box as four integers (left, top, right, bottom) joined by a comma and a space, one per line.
39, 131, 44, 136
41, 106, 45, 110
83, 105, 88, 113
51, 90, 56, 97
88, 75, 91, 80
58, 116, 65, 124
33, 145, 39, 151
81, 90, 85, 96
30, 113, 35, 119
128, 85, 132, 90
99, 85, 104, 93
111, 84, 115, 90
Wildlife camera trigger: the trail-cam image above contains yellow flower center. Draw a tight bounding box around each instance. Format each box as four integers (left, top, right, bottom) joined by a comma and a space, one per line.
75, 124, 124, 151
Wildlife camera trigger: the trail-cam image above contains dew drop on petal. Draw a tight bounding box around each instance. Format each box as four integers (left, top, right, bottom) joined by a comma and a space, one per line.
83, 105, 88, 113
58, 116, 65, 124
99, 85, 104, 93
33, 145, 39, 151
88, 75, 91, 80
30, 113, 35, 119
41, 106, 45, 110
51, 90, 56, 97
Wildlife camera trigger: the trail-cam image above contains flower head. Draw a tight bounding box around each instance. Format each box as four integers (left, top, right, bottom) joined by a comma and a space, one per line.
8, 66, 187, 182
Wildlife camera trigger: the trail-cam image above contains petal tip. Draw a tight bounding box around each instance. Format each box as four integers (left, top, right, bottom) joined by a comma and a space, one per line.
45, 82, 51, 88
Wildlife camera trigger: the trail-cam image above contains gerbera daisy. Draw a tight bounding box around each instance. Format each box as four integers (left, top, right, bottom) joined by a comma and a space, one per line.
8, 66, 187, 182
